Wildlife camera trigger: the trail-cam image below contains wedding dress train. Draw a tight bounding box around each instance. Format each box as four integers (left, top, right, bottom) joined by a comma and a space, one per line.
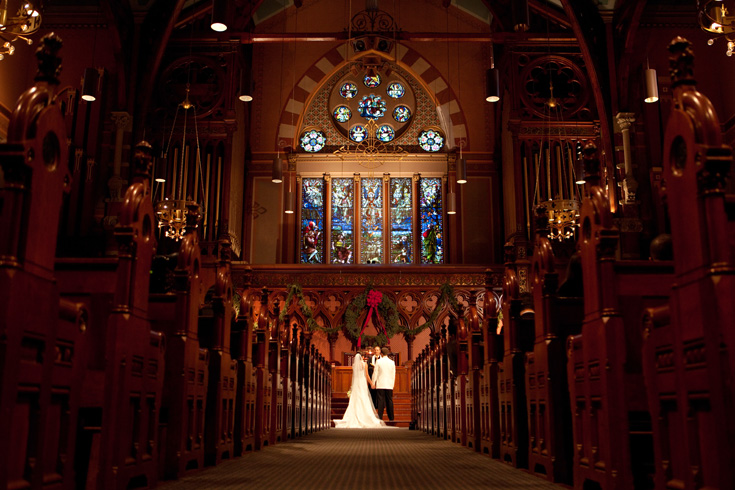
334, 353, 387, 428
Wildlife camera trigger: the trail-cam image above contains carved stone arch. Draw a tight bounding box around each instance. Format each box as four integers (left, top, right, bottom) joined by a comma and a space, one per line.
276, 44, 469, 151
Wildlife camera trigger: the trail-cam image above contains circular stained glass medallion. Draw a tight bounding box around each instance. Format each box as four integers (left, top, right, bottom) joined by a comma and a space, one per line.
364, 74, 381, 88
418, 129, 444, 152
300, 130, 326, 152
393, 105, 411, 122
333, 105, 352, 123
349, 125, 367, 142
358, 94, 386, 120
387, 82, 404, 98
340, 82, 358, 99
377, 125, 395, 142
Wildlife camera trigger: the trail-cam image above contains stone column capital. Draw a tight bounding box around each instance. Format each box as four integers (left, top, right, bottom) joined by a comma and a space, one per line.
615, 112, 636, 132
110, 111, 131, 131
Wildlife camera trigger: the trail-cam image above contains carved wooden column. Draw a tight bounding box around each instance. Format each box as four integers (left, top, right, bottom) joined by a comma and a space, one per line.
615, 113, 637, 204
615, 113, 643, 259
109, 112, 130, 201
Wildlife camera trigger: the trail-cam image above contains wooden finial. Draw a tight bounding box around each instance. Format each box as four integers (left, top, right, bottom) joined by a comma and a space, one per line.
668, 36, 695, 88
34, 33, 63, 84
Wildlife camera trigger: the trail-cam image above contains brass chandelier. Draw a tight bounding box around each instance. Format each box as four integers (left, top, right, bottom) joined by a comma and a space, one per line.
699, 0, 735, 55
0, 1, 41, 60
155, 85, 206, 241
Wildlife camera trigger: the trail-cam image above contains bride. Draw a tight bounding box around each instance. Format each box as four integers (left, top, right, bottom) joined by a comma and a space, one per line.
334, 353, 386, 428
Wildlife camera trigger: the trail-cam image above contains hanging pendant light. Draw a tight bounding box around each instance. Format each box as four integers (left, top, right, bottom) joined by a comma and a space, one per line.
485, 68, 500, 103
210, 0, 228, 32
284, 188, 295, 214
644, 62, 659, 103
272, 156, 283, 183
81, 67, 98, 102
447, 190, 457, 215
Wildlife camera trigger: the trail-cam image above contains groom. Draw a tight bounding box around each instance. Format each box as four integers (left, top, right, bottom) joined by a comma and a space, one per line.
372, 347, 396, 421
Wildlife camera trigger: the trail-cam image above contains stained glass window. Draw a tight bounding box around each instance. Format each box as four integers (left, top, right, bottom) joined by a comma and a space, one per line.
418, 129, 444, 152
364, 74, 381, 88
301, 178, 325, 264
387, 82, 405, 98
331, 178, 354, 264
393, 105, 411, 122
361, 178, 383, 264
358, 94, 387, 120
333, 106, 352, 123
349, 125, 367, 142
340, 82, 358, 99
300, 130, 326, 152
420, 178, 443, 264
377, 125, 395, 142
390, 178, 413, 263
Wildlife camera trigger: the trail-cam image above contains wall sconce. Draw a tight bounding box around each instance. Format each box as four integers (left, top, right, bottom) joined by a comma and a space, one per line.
210, 0, 228, 32
644, 63, 659, 103
81, 67, 99, 102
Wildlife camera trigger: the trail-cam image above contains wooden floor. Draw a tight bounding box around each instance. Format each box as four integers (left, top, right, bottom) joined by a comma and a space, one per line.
159, 428, 566, 489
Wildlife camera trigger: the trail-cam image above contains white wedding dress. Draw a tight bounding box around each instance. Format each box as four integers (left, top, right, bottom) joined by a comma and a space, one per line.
334, 354, 387, 428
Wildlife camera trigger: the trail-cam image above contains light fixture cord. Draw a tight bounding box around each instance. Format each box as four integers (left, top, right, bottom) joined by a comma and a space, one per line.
194, 106, 206, 205
178, 90, 188, 200
277, 0, 286, 158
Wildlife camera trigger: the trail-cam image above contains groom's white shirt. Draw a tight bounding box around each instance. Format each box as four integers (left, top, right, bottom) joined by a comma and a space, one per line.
372, 355, 396, 390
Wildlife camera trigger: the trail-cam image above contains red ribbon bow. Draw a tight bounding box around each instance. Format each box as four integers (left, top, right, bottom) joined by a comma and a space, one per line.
357, 290, 389, 349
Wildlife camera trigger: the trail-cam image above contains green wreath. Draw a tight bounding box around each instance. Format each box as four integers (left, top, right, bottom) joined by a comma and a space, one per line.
342, 288, 401, 347
278, 283, 341, 335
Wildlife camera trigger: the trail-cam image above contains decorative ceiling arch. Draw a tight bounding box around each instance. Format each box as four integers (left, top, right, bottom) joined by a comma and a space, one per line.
275, 43, 469, 153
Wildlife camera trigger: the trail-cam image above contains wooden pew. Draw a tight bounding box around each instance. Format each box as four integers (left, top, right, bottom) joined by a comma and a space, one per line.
148, 233, 209, 480
201, 243, 238, 466
252, 288, 271, 450
268, 298, 282, 445
498, 241, 533, 469
567, 144, 673, 490
57, 140, 167, 489
641, 37, 735, 490
232, 288, 256, 455
525, 218, 583, 484
480, 288, 502, 458
0, 34, 89, 490
465, 292, 483, 451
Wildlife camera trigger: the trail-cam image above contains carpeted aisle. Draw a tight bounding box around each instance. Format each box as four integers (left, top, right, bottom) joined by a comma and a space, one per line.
159, 428, 565, 489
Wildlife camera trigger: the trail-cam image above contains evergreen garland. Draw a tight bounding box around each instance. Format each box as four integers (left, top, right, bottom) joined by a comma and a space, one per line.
278, 283, 341, 335
277, 282, 464, 342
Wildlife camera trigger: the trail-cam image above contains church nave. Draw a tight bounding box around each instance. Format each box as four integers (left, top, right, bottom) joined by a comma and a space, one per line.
159, 428, 563, 490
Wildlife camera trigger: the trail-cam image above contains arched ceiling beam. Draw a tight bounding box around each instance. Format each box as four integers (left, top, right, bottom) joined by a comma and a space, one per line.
560, 0, 615, 208
615, 0, 648, 109
133, 0, 188, 138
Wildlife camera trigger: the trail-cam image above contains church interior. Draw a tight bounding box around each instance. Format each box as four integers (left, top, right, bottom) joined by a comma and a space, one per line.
2, 0, 735, 488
